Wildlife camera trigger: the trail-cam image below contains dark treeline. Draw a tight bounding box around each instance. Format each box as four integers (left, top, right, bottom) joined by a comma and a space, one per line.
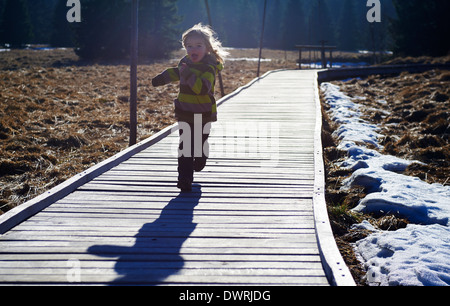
0, 0, 58, 47
390, 0, 450, 57
178, 0, 396, 51
0, 0, 448, 60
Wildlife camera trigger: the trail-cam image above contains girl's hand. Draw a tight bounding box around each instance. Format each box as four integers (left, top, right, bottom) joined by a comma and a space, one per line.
180, 63, 188, 74
180, 63, 193, 79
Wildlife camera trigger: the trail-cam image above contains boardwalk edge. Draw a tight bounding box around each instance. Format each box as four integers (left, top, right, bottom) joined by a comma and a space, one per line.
313, 71, 357, 286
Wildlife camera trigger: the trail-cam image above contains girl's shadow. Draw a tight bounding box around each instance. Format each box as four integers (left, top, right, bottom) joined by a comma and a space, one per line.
88, 184, 202, 285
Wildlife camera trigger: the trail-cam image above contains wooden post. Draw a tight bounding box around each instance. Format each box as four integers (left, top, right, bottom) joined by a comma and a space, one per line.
329, 49, 333, 68
320, 40, 327, 68
204, 0, 225, 97
129, 0, 138, 146
257, 0, 267, 77
298, 47, 302, 70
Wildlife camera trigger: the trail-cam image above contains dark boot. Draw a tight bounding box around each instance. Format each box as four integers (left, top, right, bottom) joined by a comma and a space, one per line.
177, 178, 192, 192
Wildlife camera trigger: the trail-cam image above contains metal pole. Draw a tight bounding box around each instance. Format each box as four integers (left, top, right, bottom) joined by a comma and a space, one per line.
204, 0, 225, 97
204, 0, 212, 26
129, 0, 138, 146
320, 40, 326, 68
257, 0, 267, 77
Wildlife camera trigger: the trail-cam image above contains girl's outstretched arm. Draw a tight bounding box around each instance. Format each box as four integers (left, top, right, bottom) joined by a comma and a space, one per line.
152, 67, 180, 87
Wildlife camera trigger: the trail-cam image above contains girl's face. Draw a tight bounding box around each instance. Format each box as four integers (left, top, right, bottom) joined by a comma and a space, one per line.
184, 35, 208, 63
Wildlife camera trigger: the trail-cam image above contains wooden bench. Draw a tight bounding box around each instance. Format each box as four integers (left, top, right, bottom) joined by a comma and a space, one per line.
295, 44, 337, 69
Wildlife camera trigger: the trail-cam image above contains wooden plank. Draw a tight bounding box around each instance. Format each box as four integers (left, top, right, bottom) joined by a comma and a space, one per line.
0, 262, 325, 272
39, 204, 313, 213
88, 178, 314, 187
0, 275, 329, 286
0, 245, 320, 255
2, 235, 317, 245
34, 202, 314, 215
76, 185, 314, 195
0, 268, 327, 279
0, 253, 321, 262
15, 219, 313, 229
0, 239, 319, 250
5, 227, 317, 237
19, 216, 315, 227
56, 195, 314, 206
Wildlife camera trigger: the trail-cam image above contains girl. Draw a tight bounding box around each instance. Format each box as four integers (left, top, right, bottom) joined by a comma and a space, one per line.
152, 24, 228, 191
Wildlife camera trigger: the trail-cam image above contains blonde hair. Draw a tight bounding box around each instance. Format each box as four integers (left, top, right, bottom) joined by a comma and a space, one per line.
182, 23, 229, 64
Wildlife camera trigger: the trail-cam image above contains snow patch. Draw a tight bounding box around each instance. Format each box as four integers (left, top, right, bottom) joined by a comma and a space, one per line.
356, 224, 450, 286
321, 82, 382, 150
321, 81, 450, 286
227, 58, 272, 62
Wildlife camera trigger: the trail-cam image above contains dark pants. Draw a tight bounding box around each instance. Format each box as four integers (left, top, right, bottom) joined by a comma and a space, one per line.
178, 121, 210, 183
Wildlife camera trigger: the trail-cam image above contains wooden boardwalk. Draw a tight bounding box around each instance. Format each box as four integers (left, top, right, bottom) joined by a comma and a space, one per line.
0, 70, 354, 286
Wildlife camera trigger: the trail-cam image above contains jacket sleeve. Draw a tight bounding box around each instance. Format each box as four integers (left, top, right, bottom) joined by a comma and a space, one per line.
152, 67, 180, 87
